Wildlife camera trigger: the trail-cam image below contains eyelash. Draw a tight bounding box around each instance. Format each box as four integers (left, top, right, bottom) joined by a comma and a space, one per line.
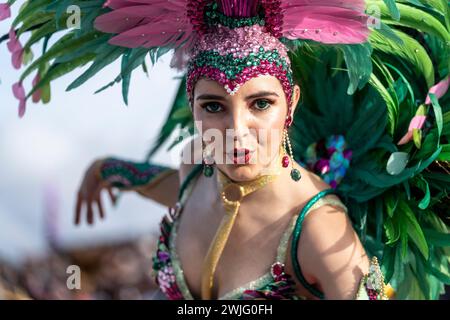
201, 99, 274, 113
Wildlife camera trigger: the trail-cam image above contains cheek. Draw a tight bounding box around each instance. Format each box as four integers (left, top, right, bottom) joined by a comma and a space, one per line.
193, 108, 227, 145
251, 107, 286, 162
253, 106, 286, 141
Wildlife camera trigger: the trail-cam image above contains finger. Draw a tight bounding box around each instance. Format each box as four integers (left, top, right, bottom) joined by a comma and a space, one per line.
87, 201, 94, 225
75, 191, 83, 226
107, 187, 117, 206
88, 184, 104, 225
96, 197, 105, 220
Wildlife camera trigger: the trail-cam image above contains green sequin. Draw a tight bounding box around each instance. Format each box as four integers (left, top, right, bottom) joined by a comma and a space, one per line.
204, 2, 265, 29
189, 49, 293, 85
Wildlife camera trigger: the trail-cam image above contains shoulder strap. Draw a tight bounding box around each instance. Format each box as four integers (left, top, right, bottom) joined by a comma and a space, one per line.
290, 188, 344, 300
177, 164, 204, 201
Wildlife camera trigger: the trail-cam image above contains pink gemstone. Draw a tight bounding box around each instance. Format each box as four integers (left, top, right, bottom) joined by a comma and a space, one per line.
271, 262, 285, 278
286, 116, 292, 127
282, 155, 289, 168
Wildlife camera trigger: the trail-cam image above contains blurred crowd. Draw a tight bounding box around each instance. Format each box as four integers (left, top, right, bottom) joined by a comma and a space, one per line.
0, 233, 161, 300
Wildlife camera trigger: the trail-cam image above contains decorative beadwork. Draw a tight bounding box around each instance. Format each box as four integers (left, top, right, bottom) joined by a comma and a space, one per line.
260, 0, 283, 38
271, 262, 286, 278
282, 155, 289, 168
99, 157, 174, 189
187, 0, 211, 35
205, 2, 265, 29
151, 214, 184, 300
187, 60, 293, 101
186, 24, 293, 104
239, 273, 298, 300
355, 256, 389, 300
190, 24, 290, 63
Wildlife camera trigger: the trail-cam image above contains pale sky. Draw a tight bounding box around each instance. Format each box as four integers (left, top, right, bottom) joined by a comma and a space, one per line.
0, 9, 186, 265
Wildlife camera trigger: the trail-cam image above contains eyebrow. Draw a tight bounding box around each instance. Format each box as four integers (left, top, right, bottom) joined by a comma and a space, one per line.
195, 91, 279, 101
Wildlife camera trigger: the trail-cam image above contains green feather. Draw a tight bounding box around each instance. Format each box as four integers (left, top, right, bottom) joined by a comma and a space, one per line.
66, 45, 126, 91
369, 29, 435, 88
26, 53, 96, 99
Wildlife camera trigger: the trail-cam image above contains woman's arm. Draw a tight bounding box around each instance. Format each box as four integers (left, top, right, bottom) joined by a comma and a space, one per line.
97, 157, 180, 207
75, 157, 179, 226
298, 204, 389, 299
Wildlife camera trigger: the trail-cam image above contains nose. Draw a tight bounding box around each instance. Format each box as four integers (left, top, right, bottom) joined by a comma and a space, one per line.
225, 107, 250, 147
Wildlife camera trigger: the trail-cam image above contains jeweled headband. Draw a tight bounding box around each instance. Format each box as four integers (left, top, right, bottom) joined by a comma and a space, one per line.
186, 1, 294, 108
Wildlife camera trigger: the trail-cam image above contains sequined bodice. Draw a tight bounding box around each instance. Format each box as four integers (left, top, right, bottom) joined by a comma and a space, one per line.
151, 166, 348, 300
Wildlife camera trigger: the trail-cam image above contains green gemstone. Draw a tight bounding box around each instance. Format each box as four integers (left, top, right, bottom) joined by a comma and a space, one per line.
203, 165, 214, 177
290, 168, 301, 181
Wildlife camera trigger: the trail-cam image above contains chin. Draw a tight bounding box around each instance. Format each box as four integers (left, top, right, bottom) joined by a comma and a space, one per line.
220, 164, 261, 182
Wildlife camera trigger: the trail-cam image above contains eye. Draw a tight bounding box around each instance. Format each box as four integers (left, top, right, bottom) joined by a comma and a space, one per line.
202, 102, 223, 113
253, 99, 272, 111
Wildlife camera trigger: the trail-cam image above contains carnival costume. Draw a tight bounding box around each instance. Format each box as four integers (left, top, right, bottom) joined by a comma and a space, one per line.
1, 0, 449, 299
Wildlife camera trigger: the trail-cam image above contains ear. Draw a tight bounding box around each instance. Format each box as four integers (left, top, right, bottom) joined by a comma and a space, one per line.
290, 85, 301, 115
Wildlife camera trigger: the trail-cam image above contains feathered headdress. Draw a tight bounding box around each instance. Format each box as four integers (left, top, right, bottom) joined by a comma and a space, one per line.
1, 0, 370, 117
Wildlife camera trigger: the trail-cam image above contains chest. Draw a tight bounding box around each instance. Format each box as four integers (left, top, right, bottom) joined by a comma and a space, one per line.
173, 179, 298, 299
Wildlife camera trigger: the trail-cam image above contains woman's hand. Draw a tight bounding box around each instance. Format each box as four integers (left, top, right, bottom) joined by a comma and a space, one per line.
75, 158, 118, 226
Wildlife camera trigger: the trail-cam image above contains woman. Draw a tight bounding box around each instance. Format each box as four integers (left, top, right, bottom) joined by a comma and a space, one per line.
4, 0, 448, 300
76, 73, 382, 300
73, 0, 388, 298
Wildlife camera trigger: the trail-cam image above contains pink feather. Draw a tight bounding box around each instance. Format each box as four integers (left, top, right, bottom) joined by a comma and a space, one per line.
94, 0, 371, 71
95, 0, 192, 47
94, 0, 198, 68
280, 0, 370, 44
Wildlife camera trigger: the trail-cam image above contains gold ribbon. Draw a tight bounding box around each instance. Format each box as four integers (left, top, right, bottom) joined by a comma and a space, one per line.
200, 155, 282, 299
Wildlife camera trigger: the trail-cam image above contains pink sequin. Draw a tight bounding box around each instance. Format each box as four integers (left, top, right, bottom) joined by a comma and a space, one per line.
186, 23, 294, 106
191, 24, 290, 62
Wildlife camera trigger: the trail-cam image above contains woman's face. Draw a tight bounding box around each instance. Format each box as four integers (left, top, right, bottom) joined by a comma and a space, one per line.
192, 75, 300, 181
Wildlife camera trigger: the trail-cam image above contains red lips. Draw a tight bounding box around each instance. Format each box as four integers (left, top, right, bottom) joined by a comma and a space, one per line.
232, 148, 251, 164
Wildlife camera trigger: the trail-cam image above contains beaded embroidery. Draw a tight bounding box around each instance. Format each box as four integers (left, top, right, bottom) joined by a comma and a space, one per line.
99, 157, 174, 189
186, 23, 293, 103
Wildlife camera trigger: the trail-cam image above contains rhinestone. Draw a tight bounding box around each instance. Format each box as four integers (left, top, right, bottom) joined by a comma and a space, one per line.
271, 262, 285, 278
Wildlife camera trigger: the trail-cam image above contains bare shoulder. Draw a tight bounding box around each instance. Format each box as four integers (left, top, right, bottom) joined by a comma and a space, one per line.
179, 136, 203, 184
294, 166, 353, 253
295, 167, 370, 299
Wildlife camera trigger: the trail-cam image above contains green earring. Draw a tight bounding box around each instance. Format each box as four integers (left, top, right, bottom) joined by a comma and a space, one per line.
202, 142, 214, 177
203, 162, 214, 177
281, 128, 301, 182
